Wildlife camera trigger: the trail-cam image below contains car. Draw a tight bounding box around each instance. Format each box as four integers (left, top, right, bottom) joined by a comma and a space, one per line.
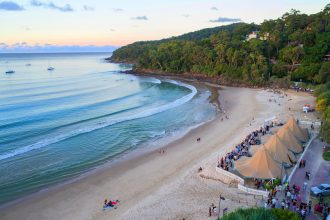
310, 184, 330, 197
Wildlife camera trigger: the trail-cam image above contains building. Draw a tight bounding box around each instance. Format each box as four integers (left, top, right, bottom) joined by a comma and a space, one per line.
246, 31, 259, 41
246, 31, 269, 41
324, 53, 330, 61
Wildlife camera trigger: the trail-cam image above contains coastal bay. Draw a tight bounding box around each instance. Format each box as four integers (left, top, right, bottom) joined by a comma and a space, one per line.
1, 82, 316, 219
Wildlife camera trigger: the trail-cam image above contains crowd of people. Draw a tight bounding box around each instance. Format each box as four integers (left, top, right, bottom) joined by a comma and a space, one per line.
217, 122, 278, 171
264, 183, 330, 219
291, 86, 314, 94
254, 179, 265, 189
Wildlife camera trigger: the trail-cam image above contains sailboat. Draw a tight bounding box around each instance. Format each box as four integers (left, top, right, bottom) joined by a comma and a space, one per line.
47, 60, 55, 71
5, 62, 15, 74
5, 70, 15, 74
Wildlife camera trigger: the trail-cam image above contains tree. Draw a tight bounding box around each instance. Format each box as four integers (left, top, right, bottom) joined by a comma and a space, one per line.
315, 62, 330, 83
111, 4, 329, 87
316, 98, 328, 112
280, 46, 304, 65
272, 62, 287, 78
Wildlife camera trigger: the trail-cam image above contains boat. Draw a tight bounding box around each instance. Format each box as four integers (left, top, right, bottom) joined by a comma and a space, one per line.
47, 67, 55, 71
25, 63, 31, 66
5, 61, 15, 74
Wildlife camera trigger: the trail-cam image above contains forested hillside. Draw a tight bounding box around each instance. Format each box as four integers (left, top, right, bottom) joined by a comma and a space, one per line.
110, 22, 253, 63
112, 5, 329, 84
111, 5, 330, 141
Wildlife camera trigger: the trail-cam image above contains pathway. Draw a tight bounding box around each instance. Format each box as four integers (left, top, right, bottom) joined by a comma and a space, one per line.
280, 138, 330, 220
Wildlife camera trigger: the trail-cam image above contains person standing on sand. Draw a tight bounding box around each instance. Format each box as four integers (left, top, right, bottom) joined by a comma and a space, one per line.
213, 206, 217, 216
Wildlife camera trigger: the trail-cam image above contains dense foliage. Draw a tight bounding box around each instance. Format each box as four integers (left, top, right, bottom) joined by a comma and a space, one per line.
315, 82, 330, 143
112, 5, 329, 86
324, 150, 330, 161
111, 5, 330, 141
219, 208, 299, 220
110, 23, 249, 63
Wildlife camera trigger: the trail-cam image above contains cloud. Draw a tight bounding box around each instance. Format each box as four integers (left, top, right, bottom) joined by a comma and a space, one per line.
0, 1, 24, 10
210, 6, 218, 11
0, 43, 118, 53
0, 43, 8, 49
209, 17, 242, 23
113, 8, 123, 12
83, 5, 94, 11
110, 29, 115, 32
132, 16, 148, 20
30, 0, 74, 12
182, 14, 190, 18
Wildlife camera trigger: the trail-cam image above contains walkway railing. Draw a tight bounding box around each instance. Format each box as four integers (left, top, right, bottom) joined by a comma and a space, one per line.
299, 120, 321, 126
237, 184, 269, 197
215, 167, 244, 185
215, 166, 269, 197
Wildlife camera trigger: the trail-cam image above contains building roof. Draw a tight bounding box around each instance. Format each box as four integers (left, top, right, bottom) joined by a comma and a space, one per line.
276, 126, 303, 153
249, 145, 261, 155
264, 134, 296, 165
285, 118, 309, 142
234, 147, 282, 179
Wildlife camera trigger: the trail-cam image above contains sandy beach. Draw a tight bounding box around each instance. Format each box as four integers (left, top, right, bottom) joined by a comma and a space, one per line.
0, 85, 316, 220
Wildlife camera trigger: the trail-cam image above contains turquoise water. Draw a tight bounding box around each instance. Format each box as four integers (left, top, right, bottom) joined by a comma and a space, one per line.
0, 53, 216, 204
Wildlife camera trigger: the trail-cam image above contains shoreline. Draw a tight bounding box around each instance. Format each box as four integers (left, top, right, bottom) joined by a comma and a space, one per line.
127, 70, 223, 111
120, 68, 270, 89
0, 75, 220, 208
0, 73, 316, 219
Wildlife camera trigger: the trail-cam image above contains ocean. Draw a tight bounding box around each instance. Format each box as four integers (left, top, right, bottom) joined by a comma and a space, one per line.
0, 53, 217, 204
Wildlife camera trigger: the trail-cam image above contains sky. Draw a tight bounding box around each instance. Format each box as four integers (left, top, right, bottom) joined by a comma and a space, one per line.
0, 0, 328, 52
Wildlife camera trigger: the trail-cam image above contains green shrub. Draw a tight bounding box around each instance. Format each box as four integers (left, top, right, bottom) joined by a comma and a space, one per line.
323, 150, 330, 161
271, 208, 300, 220
220, 208, 275, 220
220, 207, 299, 220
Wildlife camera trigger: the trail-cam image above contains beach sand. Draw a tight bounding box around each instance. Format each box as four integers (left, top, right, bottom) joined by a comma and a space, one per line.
0, 86, 316, 220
